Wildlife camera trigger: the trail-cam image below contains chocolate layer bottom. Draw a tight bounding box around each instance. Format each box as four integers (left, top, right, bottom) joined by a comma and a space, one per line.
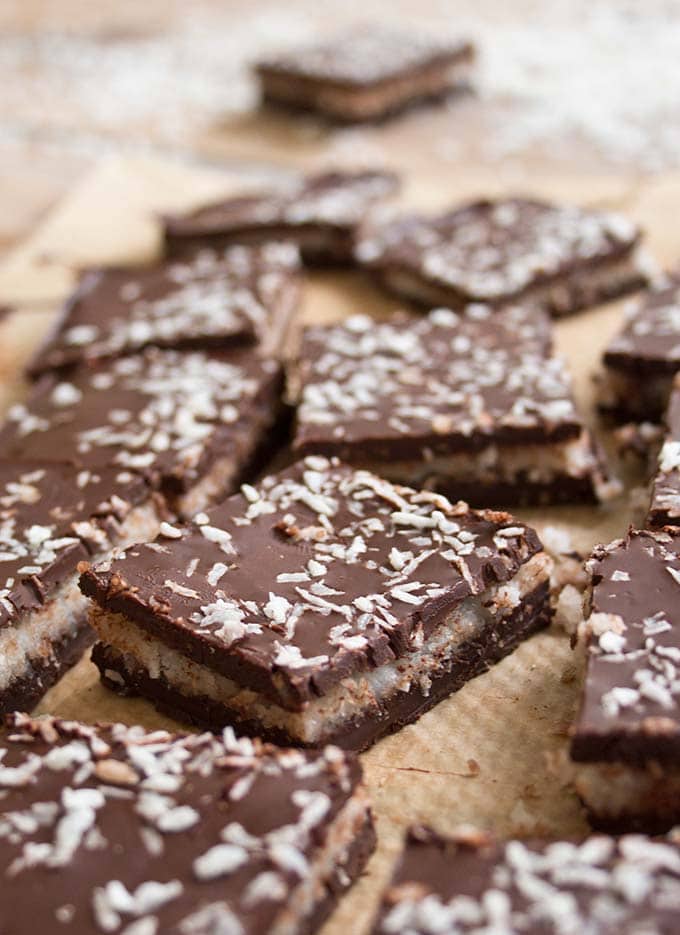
92, 579, 550, 751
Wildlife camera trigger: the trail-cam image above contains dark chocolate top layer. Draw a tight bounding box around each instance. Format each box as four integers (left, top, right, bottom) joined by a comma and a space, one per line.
649, 376, 680, 527
164, 171, 399, 243
28, 243, 299, 376
256, 27, 473, 89
355, 198, 641, 305
371, 826, 680, 934
80, 457, 543, 710
604, 275, 680, 374
0, 460, 149, 630
0, 713, 361, 935
572, 529, 680, 763
293, 306, 585, 459
0, 348, 281, 495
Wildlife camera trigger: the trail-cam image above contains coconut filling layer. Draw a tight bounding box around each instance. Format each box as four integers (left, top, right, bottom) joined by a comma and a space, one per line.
270, 785, 371, 935
574, 761, 680, 824
0, 502, 162, 693
379, 250, 646, 315
90, 551, 550, 744
261, 60, 473, 120
349, 429, 615, 499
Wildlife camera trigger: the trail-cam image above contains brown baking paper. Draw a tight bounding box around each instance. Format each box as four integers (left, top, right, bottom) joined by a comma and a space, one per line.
1, 155, 677, 934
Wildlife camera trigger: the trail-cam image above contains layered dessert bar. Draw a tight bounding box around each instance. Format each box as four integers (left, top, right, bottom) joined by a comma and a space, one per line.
0, 461, 161, 715
28, 242, 300, 378
0, 713, 374, 935
370, 826, 680, 933
571, 529, 680, 832
164, 170, 399, 265
0, 348, 283, 518
648, 374, 680, 528
255, 27, 474, 122
600, 274, 680, 422
355, 197, 647, 317
291, 307, 618, 507
80, 457, 552, 751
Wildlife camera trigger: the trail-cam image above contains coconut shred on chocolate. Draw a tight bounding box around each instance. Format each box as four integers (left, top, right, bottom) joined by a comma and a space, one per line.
370, 826, 680, 934
0, 348, 283, 518
79, 457, 552, 751
254, 27, 475, 122
600, 274, 680, 422
291, 307, 618, 507
163, 171, 399, 266
0, 462, 162, 716
0, 714, 374, 935
355, 197, 647, 317
571, 529, 680, 833
28, 242, 300, 378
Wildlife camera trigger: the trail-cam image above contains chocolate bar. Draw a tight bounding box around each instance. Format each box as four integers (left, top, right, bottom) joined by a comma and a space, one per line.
255, 27, 474, 122
291, 307, 618, 506
80, 457, 552, 751
648, 374, 680, 528
0, 462, 161, 715
163, 171, 399, 265
355, 197, 646, 317
0, 713, 374, 935
600, 274, 680, 422
370, 826, 680, 933
28, 243, 300, 378
0, 348, 283, 518
571, 529, 680, 832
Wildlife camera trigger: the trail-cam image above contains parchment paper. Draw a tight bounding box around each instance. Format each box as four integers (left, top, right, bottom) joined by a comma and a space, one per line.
1, 154, 678, 934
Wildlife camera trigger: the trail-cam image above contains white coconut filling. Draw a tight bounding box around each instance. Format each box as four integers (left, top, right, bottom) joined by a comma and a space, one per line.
379, 251, 644, 315
0, 502, 161, 694
261, 59, 473, 120
574, 760, 680, 824
270, 785, 371, 935
353, 429, 610, 492
91, 552, 550, 744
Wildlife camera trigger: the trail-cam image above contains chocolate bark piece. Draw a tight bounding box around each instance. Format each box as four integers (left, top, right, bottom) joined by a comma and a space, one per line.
370, 826, 680, 933
28, 243, 300, 378
648, 375, 680, 528
291, 307, 618, 507
355, 197, 646, 317
571, 529, 680, 832
255, 27, 475, 123
600, 275, 680, 422
80, 456, 552, 751
164, 171, 399, 266
0, 347, 283, 518
0, 461, 161, 715
0, 713, 374, 935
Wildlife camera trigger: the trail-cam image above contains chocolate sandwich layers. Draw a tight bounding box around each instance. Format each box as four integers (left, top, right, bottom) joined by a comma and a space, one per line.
0, 348, 282, 518
0, 713, 374, 935
164, 171, 399, 266
571, 529, 680, 832
79, 457, 552, 751
0, 462, 162, 715
255, 27, 474, 122
355, 197, 647, 317
28, 242, 300, 378
648, 374, 680, 528
292, 307, 618, 507
600, 274, 680, 422
370, 826, 680, 933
